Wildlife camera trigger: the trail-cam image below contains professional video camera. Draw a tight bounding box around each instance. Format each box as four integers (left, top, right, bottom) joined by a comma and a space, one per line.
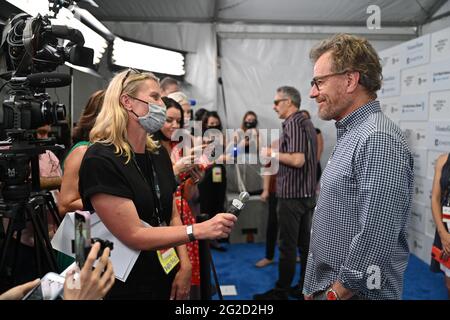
0, 0, 95, 287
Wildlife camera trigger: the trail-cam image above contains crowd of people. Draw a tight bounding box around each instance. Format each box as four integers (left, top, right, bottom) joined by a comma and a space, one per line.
2, 32, 449, 301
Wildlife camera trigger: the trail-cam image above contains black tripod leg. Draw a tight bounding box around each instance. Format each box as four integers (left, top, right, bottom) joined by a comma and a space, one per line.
44, 192, 61, 226
10, 229, 22, 282
0, 218, 16, 277
26, 203, 57, 273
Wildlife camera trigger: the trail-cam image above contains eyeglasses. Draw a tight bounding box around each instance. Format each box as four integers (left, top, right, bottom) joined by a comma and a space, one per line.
128, 95, 150, 105
121, 68, 141, 89
273, 98, 289, 106
310, 70, 349, 91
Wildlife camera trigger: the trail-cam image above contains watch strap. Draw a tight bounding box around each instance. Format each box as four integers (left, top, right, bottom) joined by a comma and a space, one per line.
186, 224, 196, 242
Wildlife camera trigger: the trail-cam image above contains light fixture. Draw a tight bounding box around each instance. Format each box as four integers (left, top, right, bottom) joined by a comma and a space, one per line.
6, 0, 50, 16
112, 37, 185, 76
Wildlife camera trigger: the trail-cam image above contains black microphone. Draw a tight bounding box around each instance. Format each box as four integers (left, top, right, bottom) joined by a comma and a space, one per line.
26, 73, 72, 88
227, 192, 250, 217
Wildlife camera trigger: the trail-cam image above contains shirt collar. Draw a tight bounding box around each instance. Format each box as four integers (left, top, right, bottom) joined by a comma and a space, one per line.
335, 100, 381, 138
282, 110, 302, 127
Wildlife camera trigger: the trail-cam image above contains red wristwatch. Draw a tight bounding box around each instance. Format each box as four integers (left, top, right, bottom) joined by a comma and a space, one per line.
326, 288, 340, 300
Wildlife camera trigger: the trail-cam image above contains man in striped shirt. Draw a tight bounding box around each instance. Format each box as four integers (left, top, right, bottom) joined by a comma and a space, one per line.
254, 86, 317, 300
303, 34, 414, 300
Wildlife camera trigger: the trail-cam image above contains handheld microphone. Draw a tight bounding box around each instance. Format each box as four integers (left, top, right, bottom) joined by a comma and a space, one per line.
227, 192, 250, 217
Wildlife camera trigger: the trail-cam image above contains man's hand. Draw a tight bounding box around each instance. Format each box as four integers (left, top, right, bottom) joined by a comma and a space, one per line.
330, 281, 354, 300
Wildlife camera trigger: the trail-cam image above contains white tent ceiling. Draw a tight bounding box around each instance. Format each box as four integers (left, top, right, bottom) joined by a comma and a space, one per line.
82, 0, 447, 27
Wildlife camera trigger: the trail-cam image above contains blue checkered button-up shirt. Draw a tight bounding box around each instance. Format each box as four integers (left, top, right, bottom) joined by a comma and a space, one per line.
303, 100, 414, 300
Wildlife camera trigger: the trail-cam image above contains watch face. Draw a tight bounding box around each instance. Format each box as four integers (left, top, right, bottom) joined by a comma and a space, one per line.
326, 290, 338, 300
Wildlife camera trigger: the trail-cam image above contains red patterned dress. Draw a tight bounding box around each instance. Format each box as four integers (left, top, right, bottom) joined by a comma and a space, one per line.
172, 142, 200, 286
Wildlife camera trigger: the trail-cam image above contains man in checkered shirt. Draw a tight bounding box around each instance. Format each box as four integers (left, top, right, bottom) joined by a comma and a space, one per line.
303, 34, 414, 300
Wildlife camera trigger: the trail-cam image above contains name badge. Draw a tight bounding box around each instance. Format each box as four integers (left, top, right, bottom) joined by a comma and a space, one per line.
157, 248, 180, 274
443, 206, 450, 223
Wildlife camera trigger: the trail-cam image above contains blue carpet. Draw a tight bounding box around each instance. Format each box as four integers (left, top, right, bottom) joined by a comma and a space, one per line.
210, 242, 448, 300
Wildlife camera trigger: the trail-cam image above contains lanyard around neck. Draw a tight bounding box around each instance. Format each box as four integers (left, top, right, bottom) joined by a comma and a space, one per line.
131, 150, 163, 226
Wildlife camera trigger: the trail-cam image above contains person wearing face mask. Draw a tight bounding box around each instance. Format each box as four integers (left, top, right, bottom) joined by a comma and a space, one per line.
240, 111, 260, 154
153, 97, 203, 299
77, 69, 237, 299
168, 91, 193, 132
198, 111, 229, 251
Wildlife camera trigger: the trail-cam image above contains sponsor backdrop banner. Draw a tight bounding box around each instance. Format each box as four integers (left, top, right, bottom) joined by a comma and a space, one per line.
379, 27, 450, 264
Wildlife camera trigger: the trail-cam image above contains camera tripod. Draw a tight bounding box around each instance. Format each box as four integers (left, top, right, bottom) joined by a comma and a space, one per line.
0, 131, 61, 289
0, 192, 60, 284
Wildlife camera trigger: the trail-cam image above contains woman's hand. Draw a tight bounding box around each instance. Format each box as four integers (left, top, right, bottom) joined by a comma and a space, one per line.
170, 264, 192, 300
63, 242, 115, 300
441, 231, 450, 258
173, 155, 196, 175
195, 213, 237, 240
0, 279, 40, 300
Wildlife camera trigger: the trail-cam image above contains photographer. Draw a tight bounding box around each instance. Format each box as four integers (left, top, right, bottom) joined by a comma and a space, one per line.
0, 242, 114, 300
78, 69, 237, 299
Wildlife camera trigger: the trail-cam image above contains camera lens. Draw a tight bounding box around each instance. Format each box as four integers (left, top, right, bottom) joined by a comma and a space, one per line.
41, 100, 66, 125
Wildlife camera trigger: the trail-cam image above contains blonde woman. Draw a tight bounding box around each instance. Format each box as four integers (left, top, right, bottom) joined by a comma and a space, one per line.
78, 69, 237, 299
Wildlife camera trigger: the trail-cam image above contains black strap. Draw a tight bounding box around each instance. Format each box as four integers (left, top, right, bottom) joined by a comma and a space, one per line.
132, 150, 163, 226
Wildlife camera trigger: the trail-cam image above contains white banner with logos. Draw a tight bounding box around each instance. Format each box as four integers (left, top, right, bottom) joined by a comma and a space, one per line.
399, 121, 428, 149
379, 27, 450, 264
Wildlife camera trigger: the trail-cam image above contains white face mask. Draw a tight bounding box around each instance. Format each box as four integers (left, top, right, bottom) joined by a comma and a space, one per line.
138, 103, 167, 134
128, 96, 167, 134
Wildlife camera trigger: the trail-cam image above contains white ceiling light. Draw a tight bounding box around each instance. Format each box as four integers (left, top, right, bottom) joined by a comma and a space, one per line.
6, 0, 50, 16
112, 37, 185, 76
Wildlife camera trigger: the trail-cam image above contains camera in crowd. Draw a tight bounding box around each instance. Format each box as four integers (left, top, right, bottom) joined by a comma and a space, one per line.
0, 1, 94, 199
0, 0, 94, 137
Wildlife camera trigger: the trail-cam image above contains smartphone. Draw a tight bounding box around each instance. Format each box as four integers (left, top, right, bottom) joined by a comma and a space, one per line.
74, 210, 91, 269
22, 272, 64, 300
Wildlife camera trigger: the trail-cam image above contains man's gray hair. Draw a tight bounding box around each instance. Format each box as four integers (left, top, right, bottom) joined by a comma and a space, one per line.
277, 86, 301, 108
160, 76, 180, 91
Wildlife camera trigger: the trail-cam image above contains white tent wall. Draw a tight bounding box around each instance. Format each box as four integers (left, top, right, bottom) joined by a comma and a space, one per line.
51, 22, 417, 170
422, 0, 450, 34
96, 21, 413, 169
103, 21, 219, 111
218, 24, 410, 169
